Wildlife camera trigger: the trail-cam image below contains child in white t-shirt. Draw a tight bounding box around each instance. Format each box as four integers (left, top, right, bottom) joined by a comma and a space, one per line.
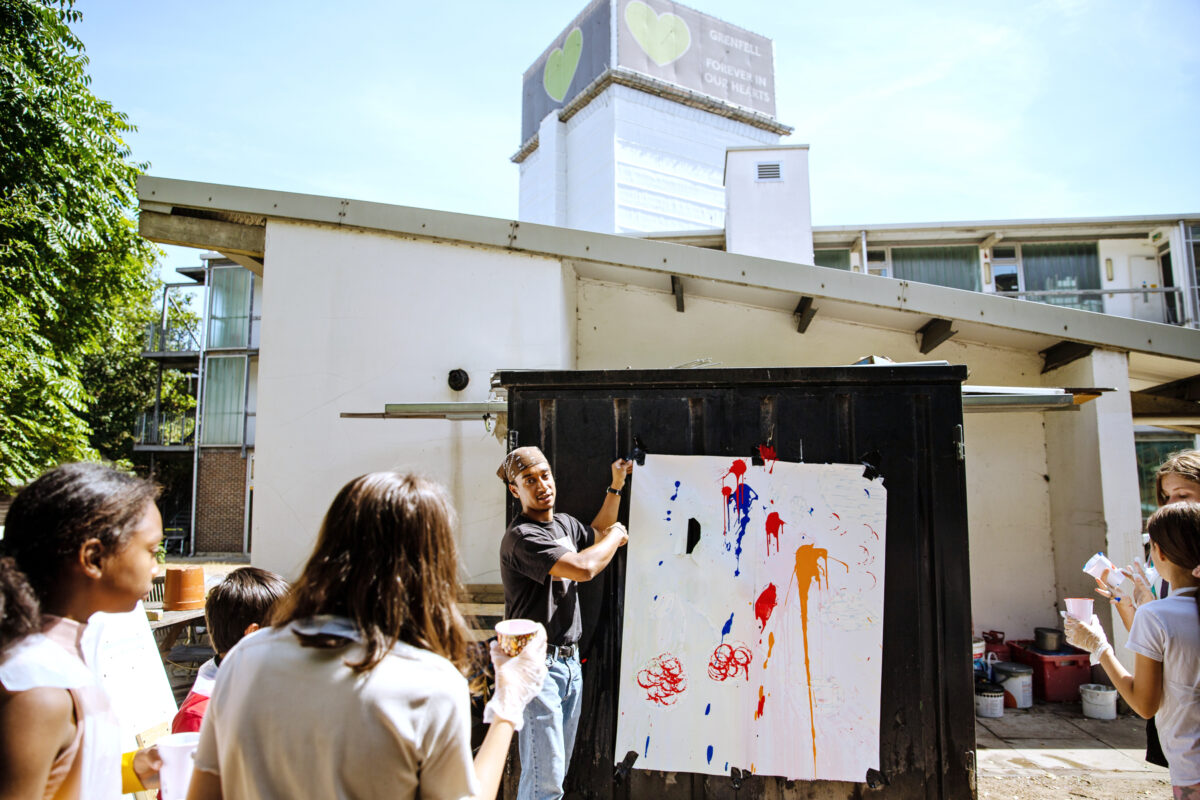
1067, 501, 1200, 799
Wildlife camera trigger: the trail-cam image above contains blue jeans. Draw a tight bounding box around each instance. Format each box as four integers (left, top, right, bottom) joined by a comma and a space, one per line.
517, 650, 582, 800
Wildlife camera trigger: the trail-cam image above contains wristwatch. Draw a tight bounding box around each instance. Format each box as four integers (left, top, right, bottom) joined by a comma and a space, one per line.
607, 486, 622, 496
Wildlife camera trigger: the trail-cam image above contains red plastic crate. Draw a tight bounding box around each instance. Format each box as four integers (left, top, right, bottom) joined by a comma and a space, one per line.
1007, 639, 1090, 702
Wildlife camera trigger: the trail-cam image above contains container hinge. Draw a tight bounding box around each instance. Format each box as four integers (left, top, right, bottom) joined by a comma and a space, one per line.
506, 429, 519, 452
954, 424, 965, 463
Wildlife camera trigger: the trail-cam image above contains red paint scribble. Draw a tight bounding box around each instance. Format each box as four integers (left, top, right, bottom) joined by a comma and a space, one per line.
754, 583, 778, 632
707, 642, 753, 682
765, 512, 785, 555
864, 524, 879, 540
830, 512, 840, 520
865, 570, 878, 588
757, 445, 777, 473
790, 544, 849, 768
637, 654, 688, 706
755, 685, 766, 720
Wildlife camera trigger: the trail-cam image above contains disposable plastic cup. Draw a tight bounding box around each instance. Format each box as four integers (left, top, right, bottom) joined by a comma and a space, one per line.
158, 731, 201, 800
495, 619, 538, 656
1065, 597, 1094, 620
1082, 553, 1122, 588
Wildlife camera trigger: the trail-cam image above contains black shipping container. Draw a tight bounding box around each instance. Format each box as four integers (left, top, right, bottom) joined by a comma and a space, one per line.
497, 365, 974, 800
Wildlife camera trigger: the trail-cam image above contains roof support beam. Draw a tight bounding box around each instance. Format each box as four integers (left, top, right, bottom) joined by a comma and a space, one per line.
1040, 341, 1094, 374
793, 296, 817, 333
1141, 373, 1200, 401
671, 275, 685, 312
218, 251, 264, 277
980, 232, 1003, 250
917, 317, 957, 354
139, 210, 265, 259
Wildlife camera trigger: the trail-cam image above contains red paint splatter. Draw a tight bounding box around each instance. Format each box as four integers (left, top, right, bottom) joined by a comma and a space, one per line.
754, 583, 778, 632
755, 685, 766, 720
864, 524, 879, 540
637, 654, 688, 706
721, 460, 748, 533
765, 512, 785, 555
707, 642, 753, 681
757, 445, 777, 473
790, 544, 849, 769
865, 570, 877, 588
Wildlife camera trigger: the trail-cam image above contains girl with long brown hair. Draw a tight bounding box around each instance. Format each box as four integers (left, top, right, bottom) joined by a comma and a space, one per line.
186, 472, 547, 800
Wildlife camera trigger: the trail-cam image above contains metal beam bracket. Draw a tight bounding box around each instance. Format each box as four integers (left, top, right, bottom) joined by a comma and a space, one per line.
917, 317, 957, 354
793, 296, 817, 333
1039, 341, 1093, 374
671, 275, 685, 312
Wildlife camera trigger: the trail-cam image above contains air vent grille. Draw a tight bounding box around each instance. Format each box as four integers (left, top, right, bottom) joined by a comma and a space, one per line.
756, 162, 782, 181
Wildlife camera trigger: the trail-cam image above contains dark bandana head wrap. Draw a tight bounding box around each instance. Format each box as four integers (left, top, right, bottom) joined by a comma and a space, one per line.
497, 446, 549, 484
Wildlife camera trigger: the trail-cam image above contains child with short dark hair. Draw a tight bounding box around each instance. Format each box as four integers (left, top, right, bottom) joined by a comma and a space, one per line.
171, 567, 288, 733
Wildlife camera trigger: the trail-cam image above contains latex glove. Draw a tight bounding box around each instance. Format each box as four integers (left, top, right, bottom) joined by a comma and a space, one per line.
483, 624, 548, 730
1064, 613, 1111, 665
1125, 562, 1155, 607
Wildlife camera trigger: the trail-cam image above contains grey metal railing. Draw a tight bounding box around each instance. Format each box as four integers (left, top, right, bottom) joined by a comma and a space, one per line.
136, 412, 196, 446
143, 321, 201, 353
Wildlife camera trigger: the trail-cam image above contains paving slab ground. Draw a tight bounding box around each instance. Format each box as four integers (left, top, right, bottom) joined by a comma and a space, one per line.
977, 701, 1171, 800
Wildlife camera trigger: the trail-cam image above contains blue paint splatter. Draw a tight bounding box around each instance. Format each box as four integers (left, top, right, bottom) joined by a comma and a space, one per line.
720, 612, 734, 642
724, 761, 729, 771
658, 560, 663, 566
707, 745, 713, 764
645, 736, 650, 757
808, 507, 814, 515
654, 595, 658, 601
670, 480, 681, 501
705, 703, 711, 715
664, 510, 672, 521
864, 488, 870, 497
725, 483, 758, 576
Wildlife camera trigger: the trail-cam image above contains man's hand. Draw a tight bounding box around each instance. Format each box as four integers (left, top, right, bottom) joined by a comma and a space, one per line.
601, 522, 629, 547
611, 459, 633, 490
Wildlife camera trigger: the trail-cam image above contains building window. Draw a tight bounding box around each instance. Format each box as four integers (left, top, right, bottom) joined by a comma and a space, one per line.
1021, 243, 1101, 313
1135, 435, 1197, 521
891, 246, 980, 291
865, 248, 889, 277
202, 356, 246, 445
208, 267, 252, 349
814, 249, 851, 270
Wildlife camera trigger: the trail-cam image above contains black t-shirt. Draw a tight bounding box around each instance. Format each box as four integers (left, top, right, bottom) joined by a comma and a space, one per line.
500, 513, 593, 645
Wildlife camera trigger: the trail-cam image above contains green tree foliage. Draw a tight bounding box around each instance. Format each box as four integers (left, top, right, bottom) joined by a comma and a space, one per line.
0, 0, 157, 485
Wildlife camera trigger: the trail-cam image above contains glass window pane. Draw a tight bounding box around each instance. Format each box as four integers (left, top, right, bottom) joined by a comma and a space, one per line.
1021, 243, 1100, 312
208, 269, 251, 348
813, 249, 851, 270
891, 246, 980, 291
202, 357, 246, 445
994, 263, 1019, 292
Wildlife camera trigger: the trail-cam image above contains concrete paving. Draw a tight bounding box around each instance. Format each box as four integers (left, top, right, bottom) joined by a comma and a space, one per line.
977, 701, 1169, 781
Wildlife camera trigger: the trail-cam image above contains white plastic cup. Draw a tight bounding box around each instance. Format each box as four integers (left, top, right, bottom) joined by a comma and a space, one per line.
1082, 552, 1123, 588
1065, 597, 1094, 620
495, 619, 538, 657
158, 731, 201, 800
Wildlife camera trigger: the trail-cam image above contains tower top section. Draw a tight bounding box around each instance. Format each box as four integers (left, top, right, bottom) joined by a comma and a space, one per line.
519, 0, 787, 149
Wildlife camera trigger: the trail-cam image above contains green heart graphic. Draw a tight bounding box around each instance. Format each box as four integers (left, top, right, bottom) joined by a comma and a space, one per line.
543, 27, 583, 102
625, 1, 690, 67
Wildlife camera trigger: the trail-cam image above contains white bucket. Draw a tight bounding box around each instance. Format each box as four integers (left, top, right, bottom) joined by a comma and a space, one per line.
993, 662, 1033, 709
972, 637, 985, 660
1080, 683, 1117, 720
975, 687, 1004, 718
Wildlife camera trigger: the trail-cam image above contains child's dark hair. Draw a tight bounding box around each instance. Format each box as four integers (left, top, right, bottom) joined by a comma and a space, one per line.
206, 566, 289, 655
0, 462, 158, 653
1146, 501, 1200, 625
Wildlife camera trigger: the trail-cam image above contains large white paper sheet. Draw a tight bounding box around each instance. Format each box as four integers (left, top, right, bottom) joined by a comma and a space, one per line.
616, 454, 886, 782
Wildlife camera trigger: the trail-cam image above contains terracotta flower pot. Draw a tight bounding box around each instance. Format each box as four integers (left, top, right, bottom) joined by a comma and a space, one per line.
164, 566, 205, 611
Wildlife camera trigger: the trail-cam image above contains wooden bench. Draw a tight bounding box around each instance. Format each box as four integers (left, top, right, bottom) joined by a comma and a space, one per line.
461, 584, 504, 642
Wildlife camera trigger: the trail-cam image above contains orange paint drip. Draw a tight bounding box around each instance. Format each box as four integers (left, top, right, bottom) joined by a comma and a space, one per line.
755, 685, 766, 719
763, 631, 775, 669
790, 543, 846, 769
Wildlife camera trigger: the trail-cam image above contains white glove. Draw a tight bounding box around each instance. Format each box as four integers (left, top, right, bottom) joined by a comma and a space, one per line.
483, 624, 548, 731
1064, 613, 1111, 665
1126, 562, 1155, 608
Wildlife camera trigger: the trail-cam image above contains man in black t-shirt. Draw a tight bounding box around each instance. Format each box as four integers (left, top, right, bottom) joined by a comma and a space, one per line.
497, 446, 630, 800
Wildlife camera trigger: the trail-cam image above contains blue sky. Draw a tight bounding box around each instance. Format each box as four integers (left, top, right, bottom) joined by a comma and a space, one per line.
76, 1, 1200, 270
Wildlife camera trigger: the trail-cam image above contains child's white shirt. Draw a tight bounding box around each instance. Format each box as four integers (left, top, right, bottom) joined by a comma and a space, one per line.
1127, 588, 1200, 786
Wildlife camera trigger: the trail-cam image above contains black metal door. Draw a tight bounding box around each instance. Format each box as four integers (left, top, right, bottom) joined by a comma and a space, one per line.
498, 366, 974, 800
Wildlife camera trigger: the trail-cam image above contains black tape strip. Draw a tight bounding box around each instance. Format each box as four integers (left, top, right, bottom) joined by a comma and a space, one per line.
860, 449, 882, 481
613, 750, 638, 783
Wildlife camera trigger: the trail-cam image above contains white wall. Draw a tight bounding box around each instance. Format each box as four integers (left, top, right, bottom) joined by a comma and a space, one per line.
1099, 238, 1164, 322
574, 277, 1060, 638
724, 146, 814, 265
252, 221, 575, 582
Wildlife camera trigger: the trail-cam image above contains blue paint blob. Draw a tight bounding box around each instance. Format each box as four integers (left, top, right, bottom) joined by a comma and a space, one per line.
658, 560, 663, 566
645, 736, 650, 757
705, 703, 711, 715
654, 595, 658, 601
725, 482, 757, 577
670, 480, 680, 501
865, 488, 870, 497
724, 761, 729, 771
707, 745, 713, 764
720, 612, 734, 642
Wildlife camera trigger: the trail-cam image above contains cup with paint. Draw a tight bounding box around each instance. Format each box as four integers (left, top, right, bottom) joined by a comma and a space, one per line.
495, 619, 538, 657
1082, 552, 1124, 589
157, 731, 201, 800
1064, 597, 1094, 621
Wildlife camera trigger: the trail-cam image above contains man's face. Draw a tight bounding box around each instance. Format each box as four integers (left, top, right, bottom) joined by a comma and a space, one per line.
510, 462, 555, 513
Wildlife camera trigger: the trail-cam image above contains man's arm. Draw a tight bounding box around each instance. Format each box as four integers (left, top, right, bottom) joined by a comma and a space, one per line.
549, 523, 628, 583
590, 459, 632, 532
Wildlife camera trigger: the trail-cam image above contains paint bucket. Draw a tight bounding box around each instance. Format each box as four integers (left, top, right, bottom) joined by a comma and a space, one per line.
972, 637, 985, 660
992, 661, 1033, 709
975, 682, 1004, 718
164, 566, 205, 611
1080, 684, 1117, 720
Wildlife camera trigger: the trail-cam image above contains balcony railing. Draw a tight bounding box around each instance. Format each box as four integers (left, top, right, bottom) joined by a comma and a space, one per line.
136, 412, 196, 447
143, 321, 201, 353
994, 286, 1187, 323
